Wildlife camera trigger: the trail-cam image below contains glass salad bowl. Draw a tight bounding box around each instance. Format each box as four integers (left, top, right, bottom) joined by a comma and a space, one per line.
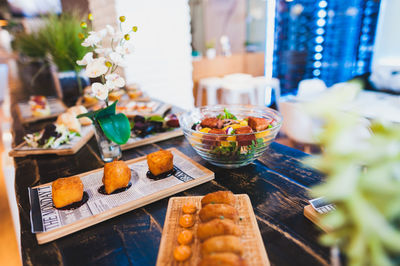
179, 105, 282, 168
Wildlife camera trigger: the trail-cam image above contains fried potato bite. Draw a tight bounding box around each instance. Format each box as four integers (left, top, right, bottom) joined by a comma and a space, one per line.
199, 204, 238, 223
52, 176, 83, 208
201, 191, 236, 207
201, 235, 243, 256
197, 218, 241, 241
199, 252, 247, 266
147, 149, 173, 176
102, 160, 131, 194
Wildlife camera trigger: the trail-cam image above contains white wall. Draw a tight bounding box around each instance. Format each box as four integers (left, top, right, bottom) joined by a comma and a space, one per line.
372, 0, 400, 67
114, 0, 194, 110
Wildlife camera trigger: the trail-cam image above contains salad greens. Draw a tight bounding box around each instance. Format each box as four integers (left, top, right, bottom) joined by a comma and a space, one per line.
217, 108, 237, 120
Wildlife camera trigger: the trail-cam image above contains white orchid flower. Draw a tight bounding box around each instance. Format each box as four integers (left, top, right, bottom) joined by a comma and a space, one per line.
85, 58, 108, 78
105, 74, 125, 90
81, 31, 102, 47
76, 52, 94, 66
91, 82, 109, 101
109, 52, 125, 67
94, 47, 112, 56
105, 25, 115, 36
116, 42, 134, 55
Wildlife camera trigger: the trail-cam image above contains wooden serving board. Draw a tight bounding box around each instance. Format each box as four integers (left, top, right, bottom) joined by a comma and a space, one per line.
32, 148, 214, 244
121, 129, 183, 151
9, 126, 94, 157
156, 194, 270, 266
303, 205, 330, 232
17, 98, 67, 124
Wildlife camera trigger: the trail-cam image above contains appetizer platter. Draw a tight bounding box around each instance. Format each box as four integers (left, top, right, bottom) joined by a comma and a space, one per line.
121, 114, 183, 150
28, 148, 214, 244
156, 192, 270, 266
17, 96, 68, 124
10, 105, 94, 157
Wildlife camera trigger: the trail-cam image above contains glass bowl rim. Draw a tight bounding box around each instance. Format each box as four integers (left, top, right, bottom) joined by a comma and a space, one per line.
180, 104, 283, 137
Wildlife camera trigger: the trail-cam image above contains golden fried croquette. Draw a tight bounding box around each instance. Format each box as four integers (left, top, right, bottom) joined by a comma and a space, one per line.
201, 236, 243, 256
102, 160, 131, 194
182, 202, 197, 214
199, 204, 238, 223
199, 252, 247, 266
197, 219, 241, 241
201, 191, 236, 207
147, 149, 174, 176
52, 176, 84, 208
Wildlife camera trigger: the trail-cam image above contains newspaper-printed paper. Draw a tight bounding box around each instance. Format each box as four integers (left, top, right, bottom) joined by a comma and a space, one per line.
29, 150, 207, 233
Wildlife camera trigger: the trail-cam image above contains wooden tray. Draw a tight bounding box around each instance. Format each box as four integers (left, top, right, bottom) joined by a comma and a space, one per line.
32, 148, 214, 244
9, 126, 94, 157
121, 129, 183, 151
17, 98, 67, 124
156, 194, 270, 266
303, 205, 330, 232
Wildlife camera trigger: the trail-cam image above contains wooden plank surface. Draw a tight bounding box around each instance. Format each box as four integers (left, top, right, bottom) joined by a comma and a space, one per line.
121, 129, 183, 151
33, 148, 214, 244
303, 205, 330, 232
9, 126, 94, 157
156, 195, 269, 266
17, 98, 67, 124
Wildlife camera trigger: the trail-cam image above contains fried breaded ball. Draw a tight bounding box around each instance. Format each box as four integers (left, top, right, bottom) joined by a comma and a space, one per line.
182, 202, 197, 214
102, 160, 131, 194
147, 149, 174, 176
52, 176, 84, 208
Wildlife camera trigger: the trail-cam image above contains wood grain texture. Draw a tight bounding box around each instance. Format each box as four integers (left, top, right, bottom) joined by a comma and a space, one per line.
9, 126, 94, 157
156, 195, 269, 266
121, 129, 183, 151
303, 205, 330, 233
34, 148, 214, 244
17, 98, 67, 124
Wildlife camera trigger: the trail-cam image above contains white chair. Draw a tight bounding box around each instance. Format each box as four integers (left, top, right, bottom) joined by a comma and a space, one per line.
196, 77, 222, 106
252, 76, 280, 107
220, 73, 256, 105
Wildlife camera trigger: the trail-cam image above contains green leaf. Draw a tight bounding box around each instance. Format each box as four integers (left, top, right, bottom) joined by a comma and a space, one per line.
98, 113, 131, 144
96, 101, 117, 119
147, 115, 164, 122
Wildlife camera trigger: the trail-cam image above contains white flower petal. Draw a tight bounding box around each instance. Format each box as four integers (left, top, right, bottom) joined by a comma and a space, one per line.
91, 82, 108, 101
76, 52, 94, 66
85, 58, 108, 78
105, 73, 125, 90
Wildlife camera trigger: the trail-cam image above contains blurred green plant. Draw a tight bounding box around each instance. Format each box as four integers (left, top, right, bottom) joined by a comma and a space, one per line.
302, 81, 400, 266
40, 13, 88, 72
14, 13, 88, 72
14, 30, 47, 60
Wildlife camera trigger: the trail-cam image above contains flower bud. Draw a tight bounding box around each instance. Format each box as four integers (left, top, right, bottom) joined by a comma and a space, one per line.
88, 13, 93, 21
132, 26, 138, 32
105, 61, 112, 68
119, 16, 126, 22
78, 33, 85, 39
124, 34, 130, 40
80, 22, 87, 29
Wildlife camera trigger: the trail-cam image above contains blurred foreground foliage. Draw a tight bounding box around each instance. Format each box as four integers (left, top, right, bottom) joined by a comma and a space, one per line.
303, 80, 400, 266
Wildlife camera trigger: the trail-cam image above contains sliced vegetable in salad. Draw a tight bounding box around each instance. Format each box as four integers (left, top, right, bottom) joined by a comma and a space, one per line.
24, 124, 79, 149
191, 108, 277, 158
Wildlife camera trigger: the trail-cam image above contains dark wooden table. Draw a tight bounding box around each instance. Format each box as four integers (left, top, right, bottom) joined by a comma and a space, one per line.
9, 81, 329, 266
